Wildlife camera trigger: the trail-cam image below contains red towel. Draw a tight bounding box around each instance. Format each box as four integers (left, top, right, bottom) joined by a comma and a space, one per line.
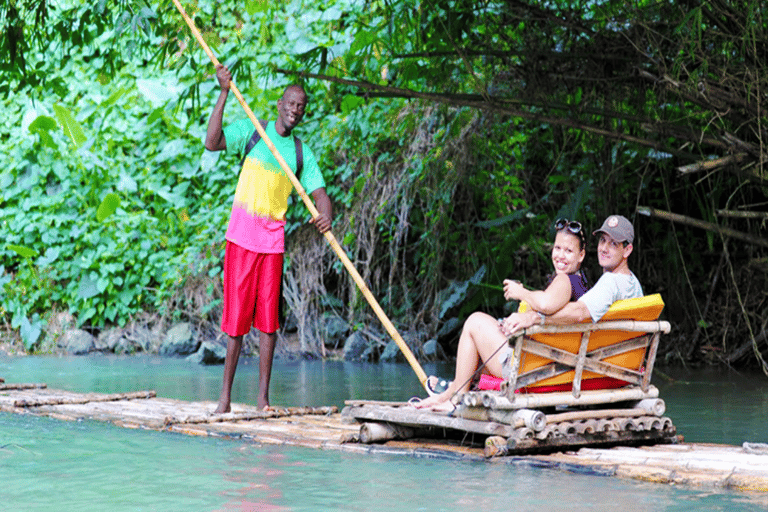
475, 374, 629, 393
477, 374, 504, 390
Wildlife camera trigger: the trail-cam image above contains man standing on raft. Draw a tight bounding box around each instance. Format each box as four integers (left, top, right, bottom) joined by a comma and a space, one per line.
205, 64, 333, 412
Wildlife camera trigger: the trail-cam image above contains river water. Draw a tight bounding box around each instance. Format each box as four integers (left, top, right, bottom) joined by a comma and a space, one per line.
1, 355, 767, 511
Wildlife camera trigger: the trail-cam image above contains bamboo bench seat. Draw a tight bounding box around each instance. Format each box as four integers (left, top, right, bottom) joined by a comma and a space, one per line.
504, 294, 669, 400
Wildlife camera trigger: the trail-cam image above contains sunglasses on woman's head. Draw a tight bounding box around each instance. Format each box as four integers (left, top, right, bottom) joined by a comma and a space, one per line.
555, 218, 584, 237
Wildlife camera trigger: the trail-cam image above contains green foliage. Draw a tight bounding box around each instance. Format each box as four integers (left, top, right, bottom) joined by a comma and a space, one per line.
0, 6, 231, 334
3, 0, 766, 369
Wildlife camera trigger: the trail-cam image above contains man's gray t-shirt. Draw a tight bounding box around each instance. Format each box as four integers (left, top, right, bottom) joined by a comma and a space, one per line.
579, 272, 644, 322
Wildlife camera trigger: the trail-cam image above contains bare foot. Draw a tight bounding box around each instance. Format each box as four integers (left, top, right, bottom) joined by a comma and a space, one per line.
411, 391, 450, 409
429, 400, 457, 414
213, 401, 231, 414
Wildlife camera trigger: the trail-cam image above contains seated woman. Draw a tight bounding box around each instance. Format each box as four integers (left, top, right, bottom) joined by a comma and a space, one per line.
413, 219, 589, 411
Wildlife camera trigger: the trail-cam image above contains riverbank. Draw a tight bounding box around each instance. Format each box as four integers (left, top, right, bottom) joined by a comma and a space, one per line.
0, 311, 344, 362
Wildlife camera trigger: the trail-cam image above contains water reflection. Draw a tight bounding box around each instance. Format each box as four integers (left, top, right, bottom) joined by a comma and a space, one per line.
654, 366, 768, 445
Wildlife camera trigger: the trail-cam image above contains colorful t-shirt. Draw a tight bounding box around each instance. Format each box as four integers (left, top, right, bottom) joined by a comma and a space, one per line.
223, 119, 326, 253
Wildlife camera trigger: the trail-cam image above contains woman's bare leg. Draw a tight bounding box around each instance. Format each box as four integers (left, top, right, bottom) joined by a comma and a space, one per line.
414, 312, 508, 409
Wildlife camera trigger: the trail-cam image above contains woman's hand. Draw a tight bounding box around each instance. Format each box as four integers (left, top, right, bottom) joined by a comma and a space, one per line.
503, 279, 526, 301
500, 311, 538, 336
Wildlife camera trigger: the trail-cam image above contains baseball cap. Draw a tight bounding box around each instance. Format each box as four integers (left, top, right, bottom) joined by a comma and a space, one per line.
592, 215, 634, 244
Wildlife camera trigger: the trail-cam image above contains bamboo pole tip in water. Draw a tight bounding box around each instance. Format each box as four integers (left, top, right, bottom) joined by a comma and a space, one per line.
484, 436, 509, 458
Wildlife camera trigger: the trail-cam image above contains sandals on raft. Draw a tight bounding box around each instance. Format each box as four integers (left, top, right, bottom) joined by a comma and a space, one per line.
426, 375, 452, 396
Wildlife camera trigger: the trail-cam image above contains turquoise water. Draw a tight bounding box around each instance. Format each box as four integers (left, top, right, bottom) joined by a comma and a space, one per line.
1, 355, 767, 511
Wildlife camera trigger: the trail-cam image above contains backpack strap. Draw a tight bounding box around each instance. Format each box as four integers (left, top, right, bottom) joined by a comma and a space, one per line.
239, 119, 267, 169
239, 119, 304, 180
293, 135, 303, 180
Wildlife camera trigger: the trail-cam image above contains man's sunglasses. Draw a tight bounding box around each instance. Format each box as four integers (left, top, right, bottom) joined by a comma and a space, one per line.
555, 218, 584, 238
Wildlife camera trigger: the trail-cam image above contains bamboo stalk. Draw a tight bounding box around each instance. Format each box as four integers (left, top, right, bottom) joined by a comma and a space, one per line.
637, 206, 768, 249
173, 405, 338, 424
677, 153, 748, 174
486, 385, 659, 410
345, 404, 514, 437
716, 209, 768, 220
457, 407, 546, 431
359, 422, 416, 443
633, 398, 666, 416
14, 390, 156, 408
572, 331, 592, 398
545, 408, 661, 425
344, 400, 409, 407
0, 383, 47, 391
171, 0, 427, 389
520, 320, 671, 335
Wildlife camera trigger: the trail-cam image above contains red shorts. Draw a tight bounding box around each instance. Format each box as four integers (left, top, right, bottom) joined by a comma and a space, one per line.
221, 241, 283, 336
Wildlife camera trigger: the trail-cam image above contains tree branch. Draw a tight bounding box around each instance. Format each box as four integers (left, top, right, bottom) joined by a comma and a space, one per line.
636, 206, 768, 248
277, 68, 697, 158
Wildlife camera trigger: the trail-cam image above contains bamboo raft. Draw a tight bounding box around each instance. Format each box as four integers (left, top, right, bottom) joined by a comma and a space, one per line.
342, 296, 680, 452
2, 381, 768, 492
344, 387, 677, 454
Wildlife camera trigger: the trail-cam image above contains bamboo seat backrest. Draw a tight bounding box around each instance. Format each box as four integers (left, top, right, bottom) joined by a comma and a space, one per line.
507, 294, 668, 398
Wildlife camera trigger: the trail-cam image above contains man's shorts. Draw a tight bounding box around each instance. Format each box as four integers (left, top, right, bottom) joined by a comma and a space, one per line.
221, 241, 283, 336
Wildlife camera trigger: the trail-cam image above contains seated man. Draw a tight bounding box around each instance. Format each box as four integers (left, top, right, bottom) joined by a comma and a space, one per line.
503, 214, 643, 333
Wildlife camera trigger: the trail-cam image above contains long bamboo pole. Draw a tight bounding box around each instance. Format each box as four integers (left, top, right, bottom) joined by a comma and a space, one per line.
171, 0, 428, 388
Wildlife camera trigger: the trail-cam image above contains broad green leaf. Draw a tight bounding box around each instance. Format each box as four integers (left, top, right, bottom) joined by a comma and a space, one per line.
100, 86, 128, 108
245, 1, 269, 15
20, 315, 42, 350
7, 244, 38, 258
52, 104, 87, 149
341, 94, 365, 114
28, 115, 57, 132
155, 139, 186, 163
146, 106, 165, 125
117, 173, 138, 193
136, 77, 182, 107
39, 247, 62, 266
200, 150, 220, 173
97, 193, 121, 222
28, 115, 58, 149
320, 7, 343, 21
78, 275, 100, 300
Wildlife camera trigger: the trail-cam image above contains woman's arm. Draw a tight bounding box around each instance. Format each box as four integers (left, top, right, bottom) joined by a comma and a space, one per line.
501, 300, 591, 335
503, 273, 572, 315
